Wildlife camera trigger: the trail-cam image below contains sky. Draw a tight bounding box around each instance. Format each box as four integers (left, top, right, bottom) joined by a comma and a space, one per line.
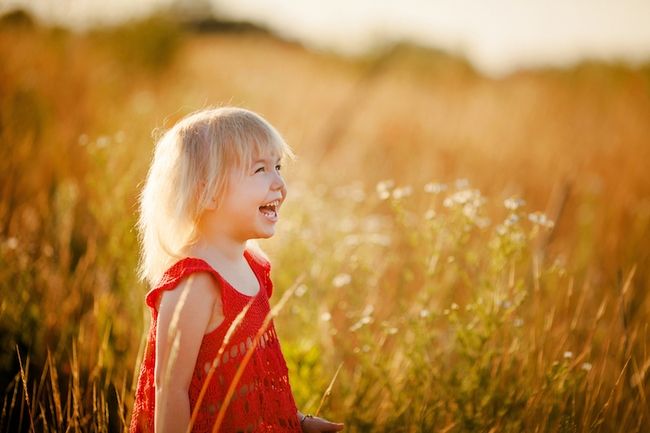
3, 0, 650, 77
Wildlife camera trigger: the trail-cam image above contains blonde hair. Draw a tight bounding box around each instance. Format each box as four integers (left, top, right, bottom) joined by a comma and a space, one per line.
137, 106, 294, 286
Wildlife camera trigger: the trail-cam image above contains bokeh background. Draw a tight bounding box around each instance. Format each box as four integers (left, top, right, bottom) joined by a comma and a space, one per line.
1, 1, 649, 432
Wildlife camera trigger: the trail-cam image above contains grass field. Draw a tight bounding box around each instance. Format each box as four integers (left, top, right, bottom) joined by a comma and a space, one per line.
1, 11, 649, 432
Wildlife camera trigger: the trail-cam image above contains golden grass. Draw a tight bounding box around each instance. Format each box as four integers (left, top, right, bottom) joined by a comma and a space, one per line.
0, 13, 649, 432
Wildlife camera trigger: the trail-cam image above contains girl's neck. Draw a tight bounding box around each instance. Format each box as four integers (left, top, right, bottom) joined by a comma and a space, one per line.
188, 236, 246, 263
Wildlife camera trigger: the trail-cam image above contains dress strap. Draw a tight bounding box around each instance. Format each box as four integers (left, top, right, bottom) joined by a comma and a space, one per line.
244, 249, 273, 298
145, 258, 226, 312
145, 250, 274, 316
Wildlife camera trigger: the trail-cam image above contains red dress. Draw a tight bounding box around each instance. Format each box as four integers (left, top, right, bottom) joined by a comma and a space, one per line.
129, 250, 301, 433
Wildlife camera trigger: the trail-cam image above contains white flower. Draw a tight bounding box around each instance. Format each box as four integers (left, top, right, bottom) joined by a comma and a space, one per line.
419, 309, 430, 318
378, 190, 391, 200
505, 213, 520, 226
528, 211, 555, 228
332, 273, 352, 288
376, 180, 394, 200
581, 362, 592, 371
392, 186, 412, 200
320, 312, 332, 322
425, 209, 436, 220
96, 135, 110, 148
424, 182, 448, 194
504, 197, 526, 210
349, 315, 373, 332
361, 304, 374, 317
510, 232, 525, 244
295, 284, 308, 297
462, 204, 477, 219
563, 351, 573, 359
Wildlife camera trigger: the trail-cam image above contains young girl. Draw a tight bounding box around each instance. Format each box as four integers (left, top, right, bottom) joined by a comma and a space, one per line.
129, 107, 345, 433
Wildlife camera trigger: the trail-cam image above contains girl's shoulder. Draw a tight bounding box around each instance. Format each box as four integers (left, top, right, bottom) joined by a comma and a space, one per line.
145, 257, 218, 311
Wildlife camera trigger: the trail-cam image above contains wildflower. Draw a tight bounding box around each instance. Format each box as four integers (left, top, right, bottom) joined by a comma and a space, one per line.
504, 197, 526, 210
513, 318, 524, 327
419, 309, 430, 318
376, 180, 394, 200
450, 303, 459, 311
505, 213, 520, 226
581, 362, 592, 371
361, 304, 374, 317
332, 273, 352, 288
392, 186, 412, 200
496, 224, 508, 236
510, 232, 525, 244
462, 204, 477, 219
424, 209, 436, 220
450, 189, 473, 205
378, 190, 390, 200
528, 211, 555, 228
349, 316, 373, 332
320, 312, 332, 322
424, 182, 448, 194
563, 351, 573, 359
295, 284, 308, 297
96, 135, 110, 148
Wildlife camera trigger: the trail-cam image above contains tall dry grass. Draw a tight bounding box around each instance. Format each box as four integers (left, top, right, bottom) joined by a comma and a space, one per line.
1, 11, 649, 432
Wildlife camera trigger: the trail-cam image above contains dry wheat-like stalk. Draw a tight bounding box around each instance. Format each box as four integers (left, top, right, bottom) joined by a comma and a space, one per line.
315, 361, 343, 417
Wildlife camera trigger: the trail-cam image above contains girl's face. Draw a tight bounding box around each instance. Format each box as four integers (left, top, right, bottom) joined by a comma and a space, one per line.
209, 149, 287, 242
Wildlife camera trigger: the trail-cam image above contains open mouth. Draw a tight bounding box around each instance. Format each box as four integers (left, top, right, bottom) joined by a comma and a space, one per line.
259, 199, 280, 221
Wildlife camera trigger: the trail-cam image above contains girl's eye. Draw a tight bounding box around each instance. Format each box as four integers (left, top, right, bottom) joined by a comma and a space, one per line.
254, 166, 265, 173
275, 164, 282, 171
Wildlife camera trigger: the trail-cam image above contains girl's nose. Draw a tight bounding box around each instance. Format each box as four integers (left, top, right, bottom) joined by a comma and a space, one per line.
271, 171, 285, 190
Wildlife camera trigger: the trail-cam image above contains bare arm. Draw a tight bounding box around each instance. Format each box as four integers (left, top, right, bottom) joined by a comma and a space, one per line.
154, 272, 222, 433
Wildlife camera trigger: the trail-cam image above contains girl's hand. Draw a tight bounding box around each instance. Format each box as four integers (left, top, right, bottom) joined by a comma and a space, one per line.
301, 415, 344, 433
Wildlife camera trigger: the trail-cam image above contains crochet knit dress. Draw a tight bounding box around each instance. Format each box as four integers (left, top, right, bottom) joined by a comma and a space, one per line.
129, 250, 301, 433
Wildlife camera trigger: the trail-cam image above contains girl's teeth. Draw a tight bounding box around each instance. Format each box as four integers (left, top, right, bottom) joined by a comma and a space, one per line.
261, 208, 277, 218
